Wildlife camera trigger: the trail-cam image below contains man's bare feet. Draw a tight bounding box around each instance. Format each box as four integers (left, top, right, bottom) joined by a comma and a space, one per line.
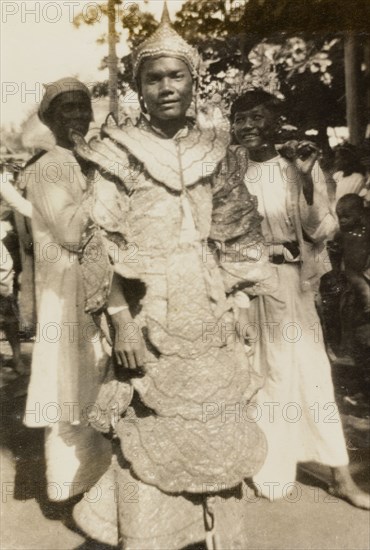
330, 466, 370, 510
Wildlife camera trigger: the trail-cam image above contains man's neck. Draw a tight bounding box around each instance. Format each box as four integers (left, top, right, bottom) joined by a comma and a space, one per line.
248, 144, 278, 163
149, 116, 187, 139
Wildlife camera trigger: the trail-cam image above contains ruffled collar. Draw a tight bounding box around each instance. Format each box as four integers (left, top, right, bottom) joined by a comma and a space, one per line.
100, 108, 230, 191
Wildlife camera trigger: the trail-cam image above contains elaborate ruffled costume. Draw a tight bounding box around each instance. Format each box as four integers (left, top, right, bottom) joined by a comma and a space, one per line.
72, 5, 274, 548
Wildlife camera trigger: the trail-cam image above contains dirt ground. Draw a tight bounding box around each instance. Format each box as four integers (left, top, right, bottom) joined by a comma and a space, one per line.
1, 340, 369, 550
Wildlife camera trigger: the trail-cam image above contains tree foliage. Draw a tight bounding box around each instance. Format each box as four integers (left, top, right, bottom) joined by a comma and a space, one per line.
74, 0, 369, 146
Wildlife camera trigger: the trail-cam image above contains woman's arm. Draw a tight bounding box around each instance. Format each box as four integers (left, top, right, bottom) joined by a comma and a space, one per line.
1, 180, 32, 219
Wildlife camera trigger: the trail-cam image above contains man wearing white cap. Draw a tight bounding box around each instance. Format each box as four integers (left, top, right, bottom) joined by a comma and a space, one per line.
22, 77, 112, 502
37, 77, 93, 147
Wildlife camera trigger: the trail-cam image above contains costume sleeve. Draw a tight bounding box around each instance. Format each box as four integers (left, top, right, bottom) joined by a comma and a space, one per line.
210, 146, 263, 243
69, 131, 141, 313
76, 171, 139, 314
210, 146, 278, 295
299, 162, 337, 242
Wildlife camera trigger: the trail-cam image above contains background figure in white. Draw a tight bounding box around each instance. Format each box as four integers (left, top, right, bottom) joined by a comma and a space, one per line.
0, 227, 26, 374
22, 78, 111, 501
232, 90, 369, 509
1, 165, 35, 333
0, 169, 32, 219
333, 143, 366, 204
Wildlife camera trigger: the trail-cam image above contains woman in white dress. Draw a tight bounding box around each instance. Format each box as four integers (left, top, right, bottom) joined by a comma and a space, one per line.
232, 89, 370, 509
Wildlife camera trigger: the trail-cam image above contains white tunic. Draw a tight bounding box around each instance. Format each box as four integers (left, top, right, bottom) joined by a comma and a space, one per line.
333, 170, 365, 204
245, 157, 348, 500
23, 147, 111, 499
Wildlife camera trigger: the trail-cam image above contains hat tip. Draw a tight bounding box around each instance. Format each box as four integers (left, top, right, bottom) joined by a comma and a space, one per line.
161, 1, 171, 24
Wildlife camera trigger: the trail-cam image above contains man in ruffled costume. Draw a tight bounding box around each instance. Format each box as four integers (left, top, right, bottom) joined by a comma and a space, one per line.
232, 89, 370, 510
71, 5, 275, 549
22, 78, 112, 501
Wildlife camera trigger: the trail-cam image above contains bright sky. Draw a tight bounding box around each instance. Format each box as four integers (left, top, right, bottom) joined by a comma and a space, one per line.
1, 0, 185, 129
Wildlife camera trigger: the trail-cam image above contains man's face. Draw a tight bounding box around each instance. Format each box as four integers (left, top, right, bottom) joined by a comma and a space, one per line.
233, 104, 277, 150
46, 91, 93, 146
140, 57, 193, 122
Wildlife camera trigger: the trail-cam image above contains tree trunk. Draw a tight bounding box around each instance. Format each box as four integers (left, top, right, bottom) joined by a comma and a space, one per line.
364, 34, 370, 139
108, 0, 118, 119
344, 31, 363, 145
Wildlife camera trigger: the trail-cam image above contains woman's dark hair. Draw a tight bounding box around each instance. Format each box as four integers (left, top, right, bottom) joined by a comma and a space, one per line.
334, 143, 366, 177
230, 90, 283, 121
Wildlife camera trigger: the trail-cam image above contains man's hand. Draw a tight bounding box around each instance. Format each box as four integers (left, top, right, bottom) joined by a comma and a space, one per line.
295, 141, 320, 176
280, 140, 320, 175
111, 309, 145, 372
280, 140, 320, 205
236, 307, 256, 359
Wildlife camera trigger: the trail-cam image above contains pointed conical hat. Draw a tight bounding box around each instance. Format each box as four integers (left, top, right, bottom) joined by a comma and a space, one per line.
132, 1, 200, 78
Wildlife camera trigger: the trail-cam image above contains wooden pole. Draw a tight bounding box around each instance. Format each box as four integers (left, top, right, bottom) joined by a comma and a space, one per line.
364, 35, 370, 139
108, 0, 118, 119
344, 31, 362, 145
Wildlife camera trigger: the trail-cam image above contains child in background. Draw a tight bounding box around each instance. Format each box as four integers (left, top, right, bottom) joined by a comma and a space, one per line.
329, 194, 370, 402
334, 194, 370, 315
359, 139, 370, 206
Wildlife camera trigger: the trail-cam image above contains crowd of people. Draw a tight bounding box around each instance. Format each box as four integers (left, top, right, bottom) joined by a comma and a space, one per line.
1, 4, 370, 549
